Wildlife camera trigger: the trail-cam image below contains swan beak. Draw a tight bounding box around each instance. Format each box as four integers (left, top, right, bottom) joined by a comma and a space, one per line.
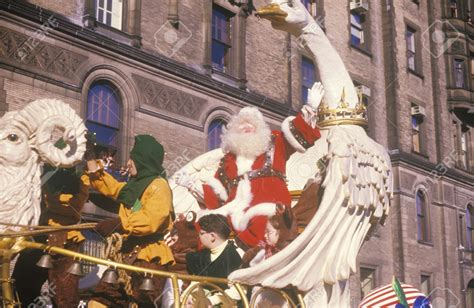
256, 4, 288, 23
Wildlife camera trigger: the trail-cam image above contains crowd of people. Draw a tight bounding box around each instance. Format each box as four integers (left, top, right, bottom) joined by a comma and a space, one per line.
12, 82, 324, 307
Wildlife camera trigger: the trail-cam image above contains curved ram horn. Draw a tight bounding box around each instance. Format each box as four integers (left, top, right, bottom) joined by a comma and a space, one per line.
14, 99, 87, 167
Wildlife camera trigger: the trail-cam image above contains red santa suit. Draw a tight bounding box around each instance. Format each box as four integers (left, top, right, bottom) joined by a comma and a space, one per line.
202, 111, 321, 248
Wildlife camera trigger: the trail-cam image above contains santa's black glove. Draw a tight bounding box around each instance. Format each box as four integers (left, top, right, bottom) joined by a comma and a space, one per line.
94, 218, 125, 237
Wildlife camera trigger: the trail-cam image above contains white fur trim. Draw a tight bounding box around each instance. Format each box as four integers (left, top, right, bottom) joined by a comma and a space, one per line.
235, 202, 277, 231
202, 178, 278, 233
202, 178, 253, 227
236, 156, 254, 175
205, 177, 228, 201
281, 116, 306, 153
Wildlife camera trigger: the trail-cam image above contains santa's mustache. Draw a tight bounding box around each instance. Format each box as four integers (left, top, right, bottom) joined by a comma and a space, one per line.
221, 123, 271, 158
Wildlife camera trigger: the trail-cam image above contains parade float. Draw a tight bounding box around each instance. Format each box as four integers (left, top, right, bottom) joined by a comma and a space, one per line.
0, 1, 409, 307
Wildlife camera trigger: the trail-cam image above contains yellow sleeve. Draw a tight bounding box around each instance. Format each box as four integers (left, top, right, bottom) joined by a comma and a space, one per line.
121, 178, 173, 236
88, 169, 126, 200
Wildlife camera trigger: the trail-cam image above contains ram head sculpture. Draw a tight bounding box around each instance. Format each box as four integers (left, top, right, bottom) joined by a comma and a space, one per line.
0, 99, 87, 232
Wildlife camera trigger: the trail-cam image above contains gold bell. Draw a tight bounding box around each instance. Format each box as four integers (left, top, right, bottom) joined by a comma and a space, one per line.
36, 253, 54, 269
139, 275, 155, 291
102, 268, 118, 284
67, 261, 84, 276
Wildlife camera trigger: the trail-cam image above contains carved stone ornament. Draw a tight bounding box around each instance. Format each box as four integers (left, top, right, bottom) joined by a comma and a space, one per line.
451, 40, 465, 54
132, 74, 206, 119
0, 26, 88, 80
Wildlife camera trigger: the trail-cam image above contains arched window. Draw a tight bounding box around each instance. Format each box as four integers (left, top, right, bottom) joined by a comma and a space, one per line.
466, 205, 474, 250
86, 80, 122, 162
207, 119, 226, 150
416, 190, 430, 242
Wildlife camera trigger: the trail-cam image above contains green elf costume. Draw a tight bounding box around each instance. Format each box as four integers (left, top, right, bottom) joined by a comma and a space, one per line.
88, 135, 174, 308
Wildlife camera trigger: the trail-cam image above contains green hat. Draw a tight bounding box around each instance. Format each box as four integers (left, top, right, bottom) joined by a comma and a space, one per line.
117, 135, 167, 207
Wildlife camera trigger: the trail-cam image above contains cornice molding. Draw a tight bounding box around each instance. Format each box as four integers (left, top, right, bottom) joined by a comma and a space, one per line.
390, 150, 474, 186
0, 0, 294, 118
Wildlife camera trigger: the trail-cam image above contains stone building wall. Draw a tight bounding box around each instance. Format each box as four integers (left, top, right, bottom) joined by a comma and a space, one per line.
2, 0, 473, 306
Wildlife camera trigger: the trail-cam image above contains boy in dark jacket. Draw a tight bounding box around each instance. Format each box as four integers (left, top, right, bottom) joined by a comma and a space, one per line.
185, 214, 242, 306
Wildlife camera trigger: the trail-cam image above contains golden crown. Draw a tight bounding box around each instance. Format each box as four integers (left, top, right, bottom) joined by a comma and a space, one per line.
316, 88, 368, 127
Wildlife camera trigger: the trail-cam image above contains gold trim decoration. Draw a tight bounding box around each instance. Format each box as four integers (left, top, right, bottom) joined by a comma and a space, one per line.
317, 87, 368, 127
290, 190, 303, 198
13, 240, 250, 308
3, 238, 312, 308
249, 287, 298, 307
180, 282, 231, 308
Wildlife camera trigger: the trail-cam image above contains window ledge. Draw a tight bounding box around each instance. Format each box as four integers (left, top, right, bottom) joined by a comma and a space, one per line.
89, 21, 141, 47
350, 44, 373, 58
453, 165, 474, 175
448, 86, 470, 91
411, 150, 429, 160
418, 240, 434, 247
408, 68, 424, 80
211, 69, 246, 89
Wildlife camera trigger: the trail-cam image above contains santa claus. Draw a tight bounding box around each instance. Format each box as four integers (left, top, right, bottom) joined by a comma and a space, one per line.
182, 82, 324, 248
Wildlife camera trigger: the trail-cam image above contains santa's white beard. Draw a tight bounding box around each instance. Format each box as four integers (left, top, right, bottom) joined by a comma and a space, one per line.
221, 125, 271, 158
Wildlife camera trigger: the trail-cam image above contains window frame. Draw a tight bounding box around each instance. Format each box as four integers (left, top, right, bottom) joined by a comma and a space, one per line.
302, 0, 318, 17
412, 115, 422, 153
406, 26, 417, 72
471, 55, 474, 90
206, 1, 246, 86
211, 5, 234, 73
86, 80, 123, 161
350, 12, 368, 50
359, 266, 377, 299
95, 0, 124, 30
416, 189, 431, 243
301, 56, 316, 104
467, 205, 474, 250
207, 118, 227, 150
453, 118, 471, 171
353, 80, 371, 136
448, 0, 461, 19
420, 274, 432, 296
454, 58, 466, 89
84, 0, 141, 47
460, 128, 469, 169
411, 102, 426, 155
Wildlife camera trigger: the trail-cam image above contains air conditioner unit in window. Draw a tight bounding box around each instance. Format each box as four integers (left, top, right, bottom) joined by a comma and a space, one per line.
411, 105, 426, 117
350, 0, 369, 13
356, 85, 371, 97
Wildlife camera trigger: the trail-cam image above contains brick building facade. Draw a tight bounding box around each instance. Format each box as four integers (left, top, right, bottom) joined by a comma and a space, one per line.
0, 0, 473, 306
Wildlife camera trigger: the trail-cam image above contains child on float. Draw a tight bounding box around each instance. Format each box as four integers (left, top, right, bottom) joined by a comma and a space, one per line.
183, 214, 243, 307
241, 205, 299, 307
